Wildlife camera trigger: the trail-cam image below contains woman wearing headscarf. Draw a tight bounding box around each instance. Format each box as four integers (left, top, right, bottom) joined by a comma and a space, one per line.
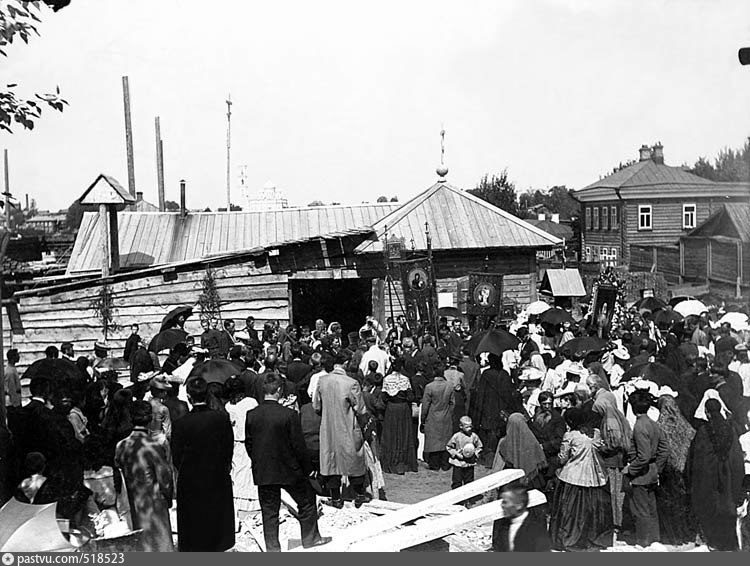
686, 397, 745, 550
661, 332, 687, 376
380, 358, 418, 474
549, 407, 612, 551
529, 391, 566, 495
655, 393, 697, 545
492, 413, 547, 490
592, 388, 631, 531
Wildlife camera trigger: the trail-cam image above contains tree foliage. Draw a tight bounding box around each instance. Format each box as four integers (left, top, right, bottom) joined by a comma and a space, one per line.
0, 0, 69, 132
90, 283, 118, 342
164, 200, 180, 211
198, 266, 222, 328
468, 170, 521, 217
518, 185, 580, 219
687, 140, 750, 182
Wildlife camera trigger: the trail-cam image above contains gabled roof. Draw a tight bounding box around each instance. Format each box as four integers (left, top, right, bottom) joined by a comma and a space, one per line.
539, 268, 587, 297
79, 174, 136, 206
525, 219, 574, 241
66, 203, 399, 274
683, 204, 750, 243
354, 182, 561, 254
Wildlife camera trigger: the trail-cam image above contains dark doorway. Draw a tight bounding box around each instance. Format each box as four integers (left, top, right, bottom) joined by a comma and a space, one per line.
290, 278, 372, 336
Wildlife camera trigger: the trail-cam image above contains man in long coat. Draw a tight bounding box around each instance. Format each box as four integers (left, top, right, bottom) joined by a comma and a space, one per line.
115, 400, 174, 552
313, 352, 370, 507
420, 372, 455, 470
172, 377, 235, 552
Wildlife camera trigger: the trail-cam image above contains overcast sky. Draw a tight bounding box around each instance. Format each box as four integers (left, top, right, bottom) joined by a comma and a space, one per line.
4, 0, 750, 212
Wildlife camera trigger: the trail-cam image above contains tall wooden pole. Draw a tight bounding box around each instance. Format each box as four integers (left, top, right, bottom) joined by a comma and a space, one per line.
155, 117, 165, 211
3, 150, 10, 231
122, 76, 136, 197
226, 94, 232, 212
0, 230, 12, 429
100, 204, 110, 278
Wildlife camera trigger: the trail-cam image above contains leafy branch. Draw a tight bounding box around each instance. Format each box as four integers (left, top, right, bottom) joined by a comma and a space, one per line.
198, 266, 223, 328
90, 284, 119, 342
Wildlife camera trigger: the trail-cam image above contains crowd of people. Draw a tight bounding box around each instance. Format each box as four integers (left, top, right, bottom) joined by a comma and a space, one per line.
2, 301, 750, 552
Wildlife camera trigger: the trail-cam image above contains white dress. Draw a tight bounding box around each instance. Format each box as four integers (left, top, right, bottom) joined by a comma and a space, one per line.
225, 397, 259, 511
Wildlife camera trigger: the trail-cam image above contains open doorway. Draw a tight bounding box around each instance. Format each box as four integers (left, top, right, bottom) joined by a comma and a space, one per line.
290, 278, 372, 335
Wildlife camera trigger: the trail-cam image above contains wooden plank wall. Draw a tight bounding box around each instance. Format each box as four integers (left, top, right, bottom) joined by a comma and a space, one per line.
711, 240, 739, 284
683, 239, 708, 282
8, 261, 289, 373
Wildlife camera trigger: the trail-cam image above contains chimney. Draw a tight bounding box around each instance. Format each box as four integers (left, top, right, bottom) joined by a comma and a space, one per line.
651, 142, 664, 165
25, 193, 28, 211
551, 213, 560, 224
537, 213, 546, 221
638, 144, 651, 162
179, 179, 187, 218
135, 191, 143, 202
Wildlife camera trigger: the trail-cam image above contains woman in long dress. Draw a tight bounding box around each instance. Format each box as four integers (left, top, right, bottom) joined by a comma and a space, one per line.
223, 377, 259, 522
380, 358, 418, 475
655, 393, 697, 545
492, 413, 547, 489
687, 397, 744, 551
549, 407, 613, 551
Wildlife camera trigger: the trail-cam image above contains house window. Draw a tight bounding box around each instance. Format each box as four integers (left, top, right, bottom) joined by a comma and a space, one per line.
585, 246, 591, 261
593, 207, 600, 230
603, 206, 609, 230
610, 206, 618, 229
683, 204, 696, 229
638, 205, 652, 230
585, 207, 591, 230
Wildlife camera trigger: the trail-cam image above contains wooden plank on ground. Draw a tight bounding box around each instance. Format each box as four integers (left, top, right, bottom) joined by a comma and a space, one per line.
353, 489, 546, 552
297, 468, 524, 552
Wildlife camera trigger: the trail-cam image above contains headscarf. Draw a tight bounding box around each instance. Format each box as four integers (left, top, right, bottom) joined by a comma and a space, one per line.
657, 394, 695, 471
703, 398, 735, 460
494, 413, 546, 476
592, 390, 631, 452
382, 372, 411, 397
693, 388, 730, 421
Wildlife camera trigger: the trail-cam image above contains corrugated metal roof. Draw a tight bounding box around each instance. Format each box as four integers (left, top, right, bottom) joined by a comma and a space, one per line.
684, 204, 750, 243
354, 182, 562, 253
540, 269, 587, 297
66, 203, 399, 274
579, 159, 716, 192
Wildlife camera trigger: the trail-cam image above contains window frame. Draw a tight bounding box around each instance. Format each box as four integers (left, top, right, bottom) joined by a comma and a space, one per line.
593, 206, 600, 230
610, 205, 618, 229
683, 203, 696, 230
585, 207, 591, 231
638, 205, 652, 231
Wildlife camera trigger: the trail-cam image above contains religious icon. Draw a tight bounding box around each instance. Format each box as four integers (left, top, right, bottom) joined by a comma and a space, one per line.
591, 284, 617, 338
473, 283, 496, 307
408, 267, 428, 291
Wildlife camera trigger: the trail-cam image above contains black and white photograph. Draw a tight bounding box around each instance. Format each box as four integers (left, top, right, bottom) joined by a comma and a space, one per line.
1, 0, 750, 555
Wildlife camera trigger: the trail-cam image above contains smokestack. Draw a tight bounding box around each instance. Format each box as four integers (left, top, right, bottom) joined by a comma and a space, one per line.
651, 142, 664, 165
136, 191, 143, 202
25, 193, 28, 211
180, 179, 186, 218
638, 144, 651, 162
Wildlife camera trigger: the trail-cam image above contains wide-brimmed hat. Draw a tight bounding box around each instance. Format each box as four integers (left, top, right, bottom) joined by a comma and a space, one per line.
149, 374, 172, 391
612, 345, 630, 360
735, 343, 749, 352
656, 385, 679, 398
94, 341, 111, 350
518, 367, 545, 382
553, 381, 579, 398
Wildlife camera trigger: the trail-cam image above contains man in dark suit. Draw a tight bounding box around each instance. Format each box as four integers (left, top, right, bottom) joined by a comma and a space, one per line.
245, 372, 330, 552
172, 377, 235, 552
492, 484, 550, 552
284, 344, 312, 386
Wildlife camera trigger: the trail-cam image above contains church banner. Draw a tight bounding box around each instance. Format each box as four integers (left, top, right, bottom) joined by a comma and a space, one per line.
399, 258, 434, 327
468, 272, 503, 316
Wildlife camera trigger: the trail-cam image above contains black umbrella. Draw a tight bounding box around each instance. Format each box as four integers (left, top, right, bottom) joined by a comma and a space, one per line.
22, 358, 87, 395
437, 306, 461, 318
634, 297, 667, 312
187, 359, 243, 385
561, 336, 608, 358
653, 309, 683, 329
160, 306, 193, 332
466, 329, 519, 357
622, 361, 676, 386
539, 308, 575, 326
149, 328, 189, 353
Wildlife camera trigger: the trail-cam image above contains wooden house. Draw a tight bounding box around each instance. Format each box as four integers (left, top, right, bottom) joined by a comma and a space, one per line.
679, 204, 750, 297
4, 175, 560, 371
575, 143, 750, 267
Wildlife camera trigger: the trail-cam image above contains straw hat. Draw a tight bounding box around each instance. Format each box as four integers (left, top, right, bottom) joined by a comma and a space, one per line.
149, 374, 172, 391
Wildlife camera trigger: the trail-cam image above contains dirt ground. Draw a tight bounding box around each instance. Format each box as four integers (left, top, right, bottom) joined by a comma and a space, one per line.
383, 460, 492, 504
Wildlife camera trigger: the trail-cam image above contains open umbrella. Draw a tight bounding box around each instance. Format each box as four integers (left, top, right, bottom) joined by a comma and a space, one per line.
673, 299, 708, 318
23, 358, 87, 389
0, 499, 75, 552
539, 308, 575, 326
718, 312, 749, 331
560, 336, 608, 358
467, 329, 520, 357
622, 361, 677, 387
669, 295, 696, 308
653, 309, 684, 328
437, 306, 461, 318
148, 328, 189, 353
525, 301, 551, 315
187, 359, 243, 385
634, 297, 667, 312
159, 306, 193, 332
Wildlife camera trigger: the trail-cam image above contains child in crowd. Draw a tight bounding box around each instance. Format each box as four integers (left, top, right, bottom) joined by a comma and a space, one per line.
446, 416, 483, 490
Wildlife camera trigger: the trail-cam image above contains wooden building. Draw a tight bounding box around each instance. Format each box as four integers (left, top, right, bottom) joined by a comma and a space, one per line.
4, 175, 560, 371
679, 204, 750, 297
575, 143, 750, 267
